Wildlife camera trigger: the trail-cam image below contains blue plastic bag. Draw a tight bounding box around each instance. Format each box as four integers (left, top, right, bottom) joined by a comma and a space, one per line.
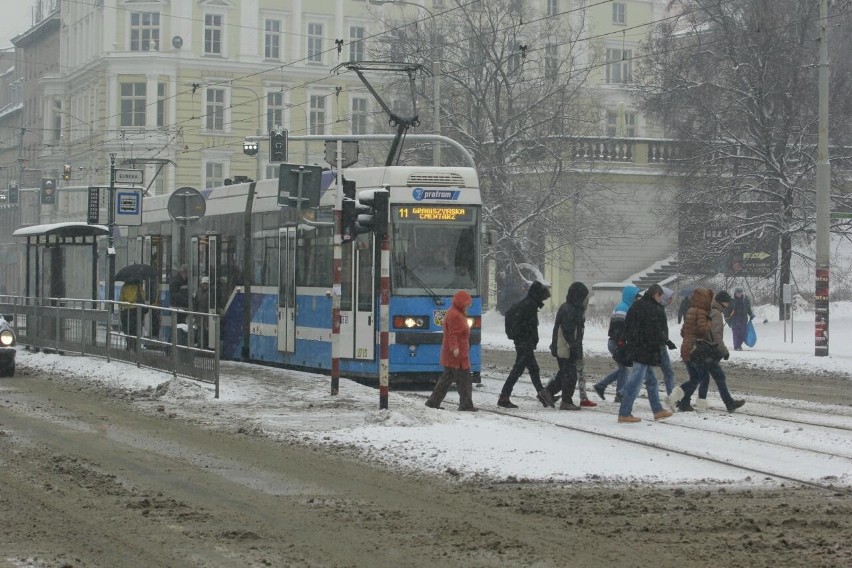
744, 320, 757, 348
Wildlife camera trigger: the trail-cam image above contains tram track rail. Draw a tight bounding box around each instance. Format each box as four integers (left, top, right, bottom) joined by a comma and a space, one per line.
404, 376, 852, 496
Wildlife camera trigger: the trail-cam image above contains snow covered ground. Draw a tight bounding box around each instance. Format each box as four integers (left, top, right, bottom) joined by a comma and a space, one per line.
14, 301, 852, 488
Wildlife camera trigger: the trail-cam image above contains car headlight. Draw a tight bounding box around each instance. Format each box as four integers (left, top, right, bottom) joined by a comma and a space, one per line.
0, 329, 14, 347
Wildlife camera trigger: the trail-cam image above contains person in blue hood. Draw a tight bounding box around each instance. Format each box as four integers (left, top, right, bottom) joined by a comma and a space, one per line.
593, 284, 640, 401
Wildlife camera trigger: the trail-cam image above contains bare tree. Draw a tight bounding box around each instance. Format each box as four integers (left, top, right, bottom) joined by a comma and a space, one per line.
634, 0, 852, 317
371, 0, 620, 312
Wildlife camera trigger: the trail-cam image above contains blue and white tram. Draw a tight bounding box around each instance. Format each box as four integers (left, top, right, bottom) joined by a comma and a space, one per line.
132, 165, 483, 384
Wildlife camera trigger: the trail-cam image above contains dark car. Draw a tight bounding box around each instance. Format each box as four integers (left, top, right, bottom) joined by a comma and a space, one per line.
0, 315, 16, 377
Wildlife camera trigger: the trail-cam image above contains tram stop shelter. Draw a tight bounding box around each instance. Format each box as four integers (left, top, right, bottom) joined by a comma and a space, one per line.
13, 222, 109, 301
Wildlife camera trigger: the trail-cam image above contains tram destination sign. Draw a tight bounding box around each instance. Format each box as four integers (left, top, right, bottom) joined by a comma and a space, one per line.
395, 205, 474, 223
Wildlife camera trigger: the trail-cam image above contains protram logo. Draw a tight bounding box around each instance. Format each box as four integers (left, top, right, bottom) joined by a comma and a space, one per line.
412, 188, 460, 201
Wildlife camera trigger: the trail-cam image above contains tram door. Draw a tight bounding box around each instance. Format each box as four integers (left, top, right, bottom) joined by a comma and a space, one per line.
339, 234, 375, 360
277, 227, 296, 352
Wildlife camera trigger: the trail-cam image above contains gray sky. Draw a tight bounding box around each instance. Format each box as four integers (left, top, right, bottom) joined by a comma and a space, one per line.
0, 2, 36, 49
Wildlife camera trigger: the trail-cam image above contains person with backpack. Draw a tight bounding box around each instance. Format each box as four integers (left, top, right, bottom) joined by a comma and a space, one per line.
543, 282, 589, 410
593, 284, 640, 402
498, 280, 551, 409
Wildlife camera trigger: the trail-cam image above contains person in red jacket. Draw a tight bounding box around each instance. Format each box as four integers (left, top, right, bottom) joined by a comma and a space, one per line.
425, 290, 476, 411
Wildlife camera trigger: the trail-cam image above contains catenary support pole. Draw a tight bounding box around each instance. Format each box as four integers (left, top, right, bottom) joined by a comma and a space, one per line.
379, 230, 390, 409
331, 139, 343, 395
815, 0, 830, 356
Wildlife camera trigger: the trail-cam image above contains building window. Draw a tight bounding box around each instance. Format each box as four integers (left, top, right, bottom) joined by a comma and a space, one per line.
205, 162, 225, 189
351, 97, 368, 135
544, 43, 558, 79
205, 14, 223, 55
606, 109, 637, 137
508, 42, 525, 75
130, 12, 160, 51
605, 48, 632, 84
613, 3, 626, 25
120, 82, 146, 127
264, 19, 281, 59
309, 95, 326, 135
157, 82, 165, 127
206, 87, 225, 131
547, 0, 559, 17
349, 26, 365, 62
267, 91, 284, 132
433, 0, 445, 7
307, 23, 324, 63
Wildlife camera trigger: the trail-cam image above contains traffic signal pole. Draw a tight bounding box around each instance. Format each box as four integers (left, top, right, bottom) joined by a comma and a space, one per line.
331, 139, 343, 395
815, 0, 830, 356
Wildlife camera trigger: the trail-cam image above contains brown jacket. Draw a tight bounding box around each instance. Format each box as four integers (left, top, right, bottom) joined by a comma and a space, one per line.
709, 299, 730, 359
680, 288, 713, 362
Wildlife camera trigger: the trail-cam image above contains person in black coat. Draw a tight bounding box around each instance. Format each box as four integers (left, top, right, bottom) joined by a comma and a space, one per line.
169, 264, 190, 324
498, 280, 551, 409
616, 284, 673, 423
544, 282, 589, 410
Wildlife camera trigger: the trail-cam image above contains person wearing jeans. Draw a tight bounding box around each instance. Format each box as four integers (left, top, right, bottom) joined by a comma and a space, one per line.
617, 284, 673, 423
594, 284, 640, 402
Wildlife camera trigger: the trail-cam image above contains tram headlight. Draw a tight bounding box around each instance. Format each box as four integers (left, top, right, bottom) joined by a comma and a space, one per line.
467, 317, 481, 329
393, 315, 428, 329
0, 330, 15, 347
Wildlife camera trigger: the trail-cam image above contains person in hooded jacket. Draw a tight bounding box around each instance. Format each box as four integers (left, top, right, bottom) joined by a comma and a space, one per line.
665, 288, 713, 412
645, 286, 678, 395
542, 282, 589, 410
669, 291, 745, 413
426, 290, 476, 411
498, 280, 551, 409
725, 287, 755, 351
593, 284, 640, 402
617, 284, 674, 423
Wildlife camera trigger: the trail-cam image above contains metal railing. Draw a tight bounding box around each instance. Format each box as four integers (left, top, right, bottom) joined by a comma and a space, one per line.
0, 295, 220, 397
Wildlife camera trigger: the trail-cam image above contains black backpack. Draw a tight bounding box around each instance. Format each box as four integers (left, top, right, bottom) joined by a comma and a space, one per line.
504, 302, 521, 340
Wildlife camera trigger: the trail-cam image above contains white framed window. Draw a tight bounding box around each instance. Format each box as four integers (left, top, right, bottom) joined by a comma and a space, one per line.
130, 12, 160, 51
205, 161, 226, 189
605, 48, 632, 84
433, 0, 445, 7
120, 82, 146, 127
204, 13, 223, 55
267, 91, 285, 132
264, 18, 281, 59
349, 26, 365, 62
544, 43, 558, 79
307, 22, 324, 63
612, 2, 626, 26
547, 0, 559, 17
508, 42, 526, 75
157, 82, 166, 127
309, 94, 326, 135
351, 97, 368, 135
265, 164, 279, 180
206, 87, 226, 131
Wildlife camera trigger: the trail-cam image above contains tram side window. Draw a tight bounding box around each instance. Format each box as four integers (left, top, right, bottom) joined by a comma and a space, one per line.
296, 226, 333, 287
252, 235, 279, 286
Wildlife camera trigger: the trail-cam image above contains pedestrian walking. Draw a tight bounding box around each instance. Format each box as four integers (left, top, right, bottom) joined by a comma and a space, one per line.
617, 284, 673, 423
169, 264, 190, 322
666, 288, 714, 412
668, 290, 745, 413
593, 284, 640, 402
644, 286, 678, 395
426, 290, 476, 411
542, 282, 588, 410
677, 288, 692, 324
119, 280, 147, 351
725, 287, 755, 350
498, 280, 551, 409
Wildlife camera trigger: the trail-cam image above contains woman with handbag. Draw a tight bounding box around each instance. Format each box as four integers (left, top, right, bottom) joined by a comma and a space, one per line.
668, 290, 745, 413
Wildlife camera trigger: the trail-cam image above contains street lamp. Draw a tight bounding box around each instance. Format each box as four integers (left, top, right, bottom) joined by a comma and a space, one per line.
369, 0, 441, 166
284, 103, 310, 163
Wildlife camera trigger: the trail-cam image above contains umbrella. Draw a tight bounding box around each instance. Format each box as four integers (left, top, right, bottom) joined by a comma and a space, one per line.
115, 263, 158, 284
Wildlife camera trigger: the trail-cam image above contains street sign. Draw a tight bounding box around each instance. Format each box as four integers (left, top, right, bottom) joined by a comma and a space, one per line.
115, 188, 143, 226
278, 164, 324, 208
324, 140, 360, 168
115, 169, 144, 185
87, 187, 100, 224
167, 186, 206, 223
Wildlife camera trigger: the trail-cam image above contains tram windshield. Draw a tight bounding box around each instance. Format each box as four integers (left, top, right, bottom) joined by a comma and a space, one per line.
391, 205, 480, 296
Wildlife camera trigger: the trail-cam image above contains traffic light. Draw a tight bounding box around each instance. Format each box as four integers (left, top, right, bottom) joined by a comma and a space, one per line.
40, 178, 57, 205
341, 177, 361, 243
269, 129, 288, 163
62, 164, 71, 181
7, 182, 18, 205
356, 187, 389, 238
